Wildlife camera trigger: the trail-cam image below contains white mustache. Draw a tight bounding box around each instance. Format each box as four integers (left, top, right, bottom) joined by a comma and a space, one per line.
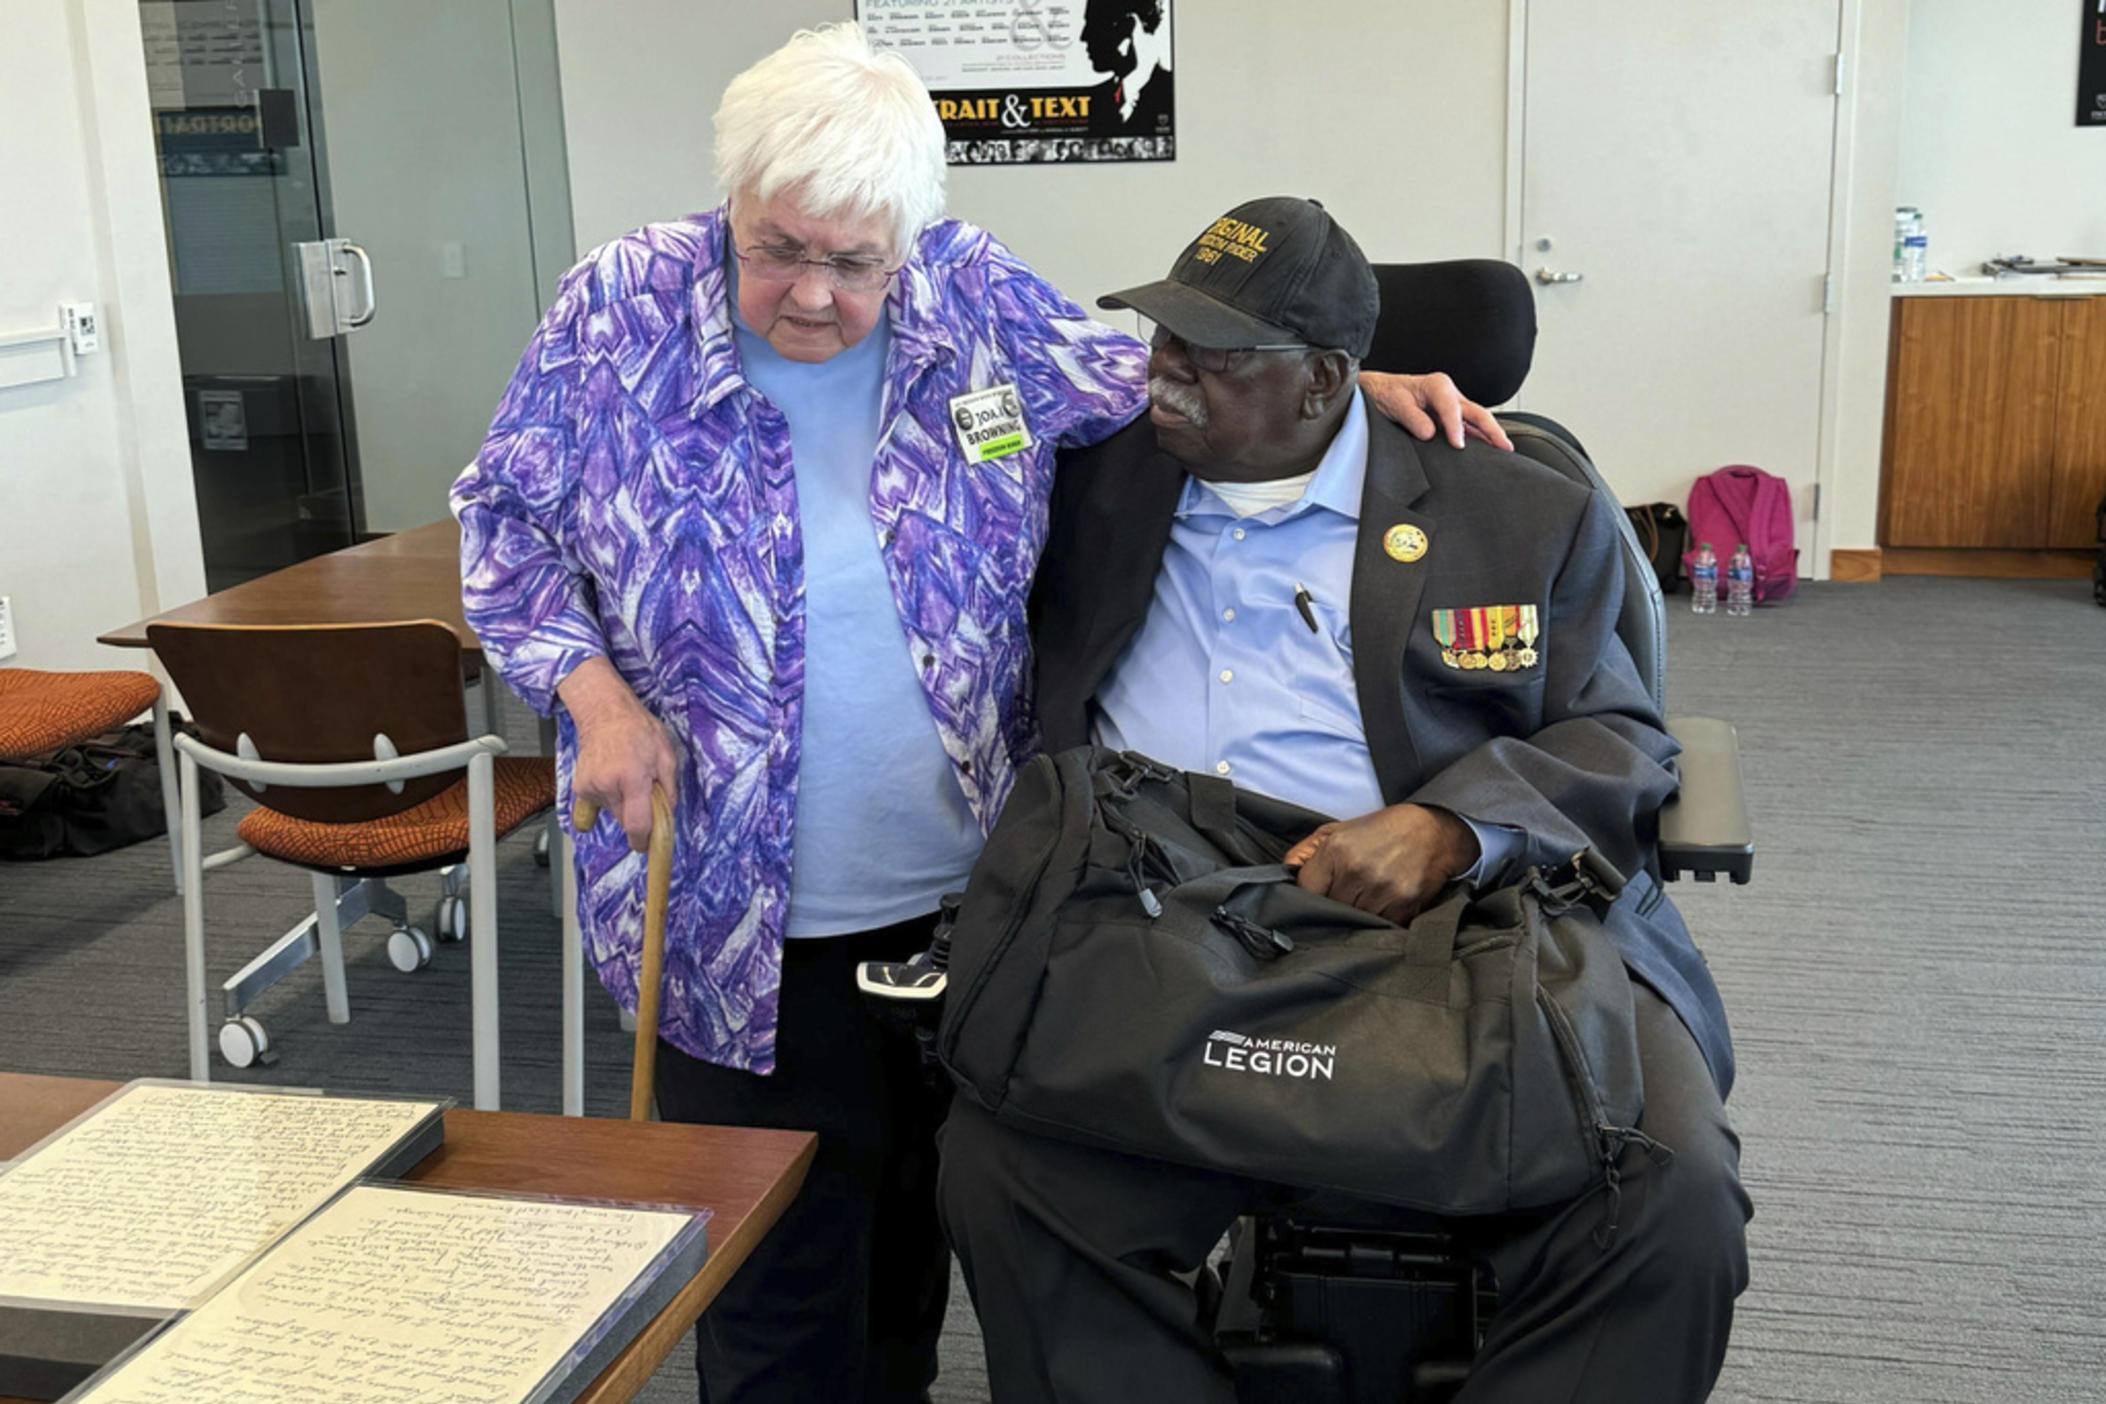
1148, 375, 1208, 427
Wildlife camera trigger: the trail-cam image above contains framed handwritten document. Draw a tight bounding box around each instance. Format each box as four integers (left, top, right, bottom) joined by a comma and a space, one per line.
0, 1081, 442, 1399
67, 1184, 709, 1404
0, 1082, 443, 1313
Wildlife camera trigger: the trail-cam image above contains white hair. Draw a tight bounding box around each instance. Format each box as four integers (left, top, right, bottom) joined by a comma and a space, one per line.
714, 23, 947, 256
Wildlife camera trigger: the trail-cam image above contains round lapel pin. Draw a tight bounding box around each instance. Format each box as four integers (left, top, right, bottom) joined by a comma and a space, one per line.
1383, 524, 1428, 563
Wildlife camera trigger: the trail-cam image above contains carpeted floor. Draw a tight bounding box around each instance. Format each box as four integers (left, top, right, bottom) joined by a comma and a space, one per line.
1, 574, 2101, 1403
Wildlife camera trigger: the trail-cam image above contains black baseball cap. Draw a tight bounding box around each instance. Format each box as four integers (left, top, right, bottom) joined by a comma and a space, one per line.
1098, 196, 1380, 359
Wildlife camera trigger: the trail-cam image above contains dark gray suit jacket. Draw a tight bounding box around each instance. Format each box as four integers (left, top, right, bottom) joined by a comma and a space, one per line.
1030, 405, 1734, 1095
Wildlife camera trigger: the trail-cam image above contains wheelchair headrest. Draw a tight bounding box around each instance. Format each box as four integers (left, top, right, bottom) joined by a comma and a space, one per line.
1364, 261, 1536, 407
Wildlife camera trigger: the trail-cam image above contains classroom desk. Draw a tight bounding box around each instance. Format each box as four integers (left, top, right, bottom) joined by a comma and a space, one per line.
96, 520, 593, 1117
0, 1072, 816, 1404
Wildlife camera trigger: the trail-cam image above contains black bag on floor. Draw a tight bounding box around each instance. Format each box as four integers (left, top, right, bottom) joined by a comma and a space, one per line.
0, 719, 224, 860
936, 747, 1661, 1219
1624, 502, 1688, 595
2093, 492, 2105, 607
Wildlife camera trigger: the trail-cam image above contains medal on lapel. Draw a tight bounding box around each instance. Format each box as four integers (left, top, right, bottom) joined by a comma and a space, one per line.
1383, 524, 1428, 563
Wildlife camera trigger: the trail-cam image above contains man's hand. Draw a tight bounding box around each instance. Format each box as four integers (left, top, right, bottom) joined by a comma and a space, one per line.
556, 656, 679, 852
1283, 803, 1480, 925
1361, 371, 1514, 452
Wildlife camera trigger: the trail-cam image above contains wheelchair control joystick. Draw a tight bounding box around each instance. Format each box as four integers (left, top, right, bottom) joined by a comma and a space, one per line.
857, 895, 958, 1065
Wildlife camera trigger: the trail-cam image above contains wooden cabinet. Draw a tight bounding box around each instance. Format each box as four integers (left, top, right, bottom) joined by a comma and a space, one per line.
1879, 292, 2106, 552
2047, 295, 2106, 549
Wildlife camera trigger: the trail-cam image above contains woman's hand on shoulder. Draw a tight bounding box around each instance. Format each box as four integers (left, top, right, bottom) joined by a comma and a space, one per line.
1360, 371, 1513, 452
557, 657, 680, 852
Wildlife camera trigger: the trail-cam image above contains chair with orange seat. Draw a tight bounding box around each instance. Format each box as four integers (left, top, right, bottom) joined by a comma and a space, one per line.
0, 666, 183, 886
149, 620, 557, 1110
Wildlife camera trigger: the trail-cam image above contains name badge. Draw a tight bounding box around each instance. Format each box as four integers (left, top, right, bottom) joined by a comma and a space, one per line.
948, 384, 1034, 464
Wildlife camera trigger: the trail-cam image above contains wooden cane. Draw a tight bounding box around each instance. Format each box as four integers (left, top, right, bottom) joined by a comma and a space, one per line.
572, 784, 675, 1120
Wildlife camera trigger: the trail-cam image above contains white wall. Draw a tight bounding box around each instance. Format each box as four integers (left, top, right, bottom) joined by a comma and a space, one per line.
1898, 0, 2106, 277
552, 1, 1510, 308
543, 1, 2074, 571
0, 0, 202, 674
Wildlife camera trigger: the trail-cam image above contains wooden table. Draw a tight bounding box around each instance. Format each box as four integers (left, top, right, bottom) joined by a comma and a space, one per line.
98, 520, 473, 651
0, 1073, 815, 1404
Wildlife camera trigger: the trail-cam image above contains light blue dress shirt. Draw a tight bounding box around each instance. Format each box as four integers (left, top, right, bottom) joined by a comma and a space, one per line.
1093, 391, 1519, 886
733, 297, 984, 936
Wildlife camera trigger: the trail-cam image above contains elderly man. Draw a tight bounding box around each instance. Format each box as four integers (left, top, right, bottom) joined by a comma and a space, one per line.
937, 197, 1751, 1403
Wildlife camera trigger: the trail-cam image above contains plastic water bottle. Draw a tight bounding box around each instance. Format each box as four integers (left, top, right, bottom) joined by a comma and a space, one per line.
1690, 542, 1718, 615
1893, 207, 1914, 282
1725, 543, 1754, 617
1901, 208, 1928, 284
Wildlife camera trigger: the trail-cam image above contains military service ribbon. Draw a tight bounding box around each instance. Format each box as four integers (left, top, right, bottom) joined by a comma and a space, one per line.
1432, 604, 1541, 671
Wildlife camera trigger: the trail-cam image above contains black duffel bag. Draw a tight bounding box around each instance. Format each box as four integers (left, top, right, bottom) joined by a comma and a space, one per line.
1624, 501, 1688, 595
0, 719, 224, 860
936, 747, 1662, 1219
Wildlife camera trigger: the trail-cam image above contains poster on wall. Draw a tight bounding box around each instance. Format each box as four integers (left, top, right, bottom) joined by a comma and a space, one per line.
857, 1, 1175, 164
2082, 0, 2106, 126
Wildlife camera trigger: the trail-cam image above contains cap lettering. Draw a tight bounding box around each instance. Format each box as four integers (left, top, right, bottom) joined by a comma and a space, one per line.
1195, 216, 1272, 266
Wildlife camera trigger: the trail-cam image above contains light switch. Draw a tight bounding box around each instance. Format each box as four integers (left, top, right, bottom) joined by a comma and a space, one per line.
62, 302, 99, 354
441, 243, 466, 279
0, 596, 17, 662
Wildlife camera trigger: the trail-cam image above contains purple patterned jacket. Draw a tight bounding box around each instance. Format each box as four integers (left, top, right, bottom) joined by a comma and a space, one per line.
452, 209, 1147, 1072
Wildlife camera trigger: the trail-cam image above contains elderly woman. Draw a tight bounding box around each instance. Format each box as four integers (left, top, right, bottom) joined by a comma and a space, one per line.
453, 23, 1498, 1404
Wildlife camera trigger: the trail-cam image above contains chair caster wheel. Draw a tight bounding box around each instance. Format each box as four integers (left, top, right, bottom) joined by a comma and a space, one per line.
219, 1016, 275, 1068
533, 828, 551, 867
435, 895, 468, 943
388, 925, 435, 972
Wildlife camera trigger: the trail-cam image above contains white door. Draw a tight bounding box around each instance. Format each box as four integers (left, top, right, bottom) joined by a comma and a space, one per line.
1515, 1, 1841, 570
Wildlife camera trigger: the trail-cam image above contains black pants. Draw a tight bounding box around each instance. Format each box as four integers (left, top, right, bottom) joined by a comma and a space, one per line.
653, 915, 952, 1404
938, 984, 1752, 1404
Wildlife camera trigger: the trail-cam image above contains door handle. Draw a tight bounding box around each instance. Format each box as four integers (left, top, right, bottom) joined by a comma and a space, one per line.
293, 239, 377, 338
337, 241, 376, 329
1535, 268, 1585, 285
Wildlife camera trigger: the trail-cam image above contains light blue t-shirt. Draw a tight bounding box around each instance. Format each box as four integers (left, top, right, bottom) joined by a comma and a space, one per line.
733, 300, 983, 936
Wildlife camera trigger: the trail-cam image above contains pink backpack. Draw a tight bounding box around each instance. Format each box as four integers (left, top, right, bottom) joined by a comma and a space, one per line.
1682, 466, 1798, 602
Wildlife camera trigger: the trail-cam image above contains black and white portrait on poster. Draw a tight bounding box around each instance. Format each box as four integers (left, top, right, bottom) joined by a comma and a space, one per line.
2081, 0, 2106, 126
857, 1, 1175, 164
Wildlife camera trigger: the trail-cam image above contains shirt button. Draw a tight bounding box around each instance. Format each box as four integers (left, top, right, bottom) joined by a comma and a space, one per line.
1215, 760, 1232, 776
1222, 608, 1236, 622
1231, 528, 1247, 541
921, 653, 936, 670
959, 760, 972, 776
1218, 669, 1233, 683
879, 528, 894, 547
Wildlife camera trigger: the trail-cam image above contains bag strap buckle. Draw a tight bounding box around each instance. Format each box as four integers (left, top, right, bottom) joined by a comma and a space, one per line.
1533, 848, 1627, 914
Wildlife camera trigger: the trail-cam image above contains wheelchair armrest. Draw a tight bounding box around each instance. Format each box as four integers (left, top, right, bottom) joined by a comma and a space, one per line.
1659, 715, 1753, 885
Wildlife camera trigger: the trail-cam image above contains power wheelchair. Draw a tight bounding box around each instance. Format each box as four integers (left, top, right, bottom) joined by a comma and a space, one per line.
1203, 258, 1753, 1404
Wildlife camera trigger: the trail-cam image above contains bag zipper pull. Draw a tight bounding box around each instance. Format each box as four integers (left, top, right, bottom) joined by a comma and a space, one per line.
1212, 906, 1294, 959
1591, 1124, 1675, 1250
1592, 1159, 1624, 1250
1119, 826, 1162, 917
1602, 1123, 1675, 1168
